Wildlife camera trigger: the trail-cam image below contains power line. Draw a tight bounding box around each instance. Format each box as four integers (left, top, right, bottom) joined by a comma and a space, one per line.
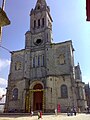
0, 45, 24, 59
0, 45, 11, 53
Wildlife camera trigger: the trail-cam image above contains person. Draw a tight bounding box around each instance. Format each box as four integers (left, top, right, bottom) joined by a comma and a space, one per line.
87, 107, 89, 113
38, 111, 40, 119
31, 111, 33, 117
55, 108, 57, 116
70, 108, 73, 116
78, 107, 80, 113
40, 111, 42, 119
73, 107, 76, 116
67, 107, 70, 116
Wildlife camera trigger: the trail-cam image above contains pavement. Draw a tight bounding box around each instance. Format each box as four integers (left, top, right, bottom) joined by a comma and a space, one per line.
0, 113, 90, 120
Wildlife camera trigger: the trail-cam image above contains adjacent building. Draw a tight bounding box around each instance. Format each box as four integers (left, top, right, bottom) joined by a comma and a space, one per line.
85, 83, 90, 108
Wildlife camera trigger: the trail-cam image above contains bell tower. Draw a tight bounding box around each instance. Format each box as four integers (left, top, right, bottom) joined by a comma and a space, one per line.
25, 0, 53, 49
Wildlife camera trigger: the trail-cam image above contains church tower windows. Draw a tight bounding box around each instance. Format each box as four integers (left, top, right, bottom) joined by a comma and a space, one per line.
29, 0, 53, 44
42, 18, 44, 27
34, 20, 36, 28
37, 5, 40, 10
38, 19, 40, 28
33, 18, 44, 29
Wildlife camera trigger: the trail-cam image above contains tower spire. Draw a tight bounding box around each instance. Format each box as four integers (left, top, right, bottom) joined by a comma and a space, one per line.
36, 0, 47, 7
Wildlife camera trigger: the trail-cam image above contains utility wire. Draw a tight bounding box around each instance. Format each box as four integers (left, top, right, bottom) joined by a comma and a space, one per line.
0, 45, 24, 59
0, 45, 11, 53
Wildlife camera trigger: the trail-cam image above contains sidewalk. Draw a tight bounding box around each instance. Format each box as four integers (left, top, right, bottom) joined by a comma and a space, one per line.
0, 113, 90, 120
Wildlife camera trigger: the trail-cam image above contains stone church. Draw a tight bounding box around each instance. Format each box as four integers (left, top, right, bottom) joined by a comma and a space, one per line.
5, 0, 87, 113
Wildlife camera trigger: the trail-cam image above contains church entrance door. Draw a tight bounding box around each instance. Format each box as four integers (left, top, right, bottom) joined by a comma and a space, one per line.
33, 84, 43, 111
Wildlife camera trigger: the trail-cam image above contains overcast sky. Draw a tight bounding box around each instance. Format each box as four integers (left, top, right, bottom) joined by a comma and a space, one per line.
0, 0, 90, 96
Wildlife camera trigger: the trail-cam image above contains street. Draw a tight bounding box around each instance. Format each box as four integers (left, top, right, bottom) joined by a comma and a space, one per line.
0, 114, 90, 120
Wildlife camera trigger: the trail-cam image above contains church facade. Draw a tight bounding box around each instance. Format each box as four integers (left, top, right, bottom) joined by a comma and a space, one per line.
5, 0, 87, 113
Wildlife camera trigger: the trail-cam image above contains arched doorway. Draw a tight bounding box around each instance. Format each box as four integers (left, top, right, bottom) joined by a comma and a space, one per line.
33, 84, 43, 111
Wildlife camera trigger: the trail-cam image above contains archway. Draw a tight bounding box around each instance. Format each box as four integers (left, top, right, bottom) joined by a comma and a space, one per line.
33, 84, 43, 111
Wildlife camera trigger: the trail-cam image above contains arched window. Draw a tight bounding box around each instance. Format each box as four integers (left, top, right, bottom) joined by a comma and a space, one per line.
38, 19, 40, 27
15, 61, 21, 70
61, 85, 68, 98
42, 55, 44, 66
38, 56, 40, 66
12, 88, 18, 100
37, 5, 40, 10
42, 18, 44, 27
33, 57, 35, 67
59, 54, 65, 64
34, 20, 36, 28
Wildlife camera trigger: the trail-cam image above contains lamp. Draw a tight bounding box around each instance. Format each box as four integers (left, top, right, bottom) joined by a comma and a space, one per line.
0, 0, 10, 27
0, 0, 10, 41
0, 7, 10, 27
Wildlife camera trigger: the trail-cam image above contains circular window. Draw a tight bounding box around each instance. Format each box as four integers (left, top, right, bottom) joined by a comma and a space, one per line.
36, 39, 41, 44
35, 39, 42, 45
37, 6, 40, 10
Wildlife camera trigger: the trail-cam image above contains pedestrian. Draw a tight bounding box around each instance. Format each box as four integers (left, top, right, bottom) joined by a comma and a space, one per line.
31, 110, 33, 117
55, 108, 57, 116
40, 111, 42, 119
87, 107, 89, 113
78, 107, 80, 113
38, 111, 40, 119
70, 108, 73, 116
73, 107, 76, 116
67, 107, 70, 116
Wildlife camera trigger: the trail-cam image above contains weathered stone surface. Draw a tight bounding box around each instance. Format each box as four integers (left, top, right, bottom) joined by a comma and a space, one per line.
5, 0, 86, 113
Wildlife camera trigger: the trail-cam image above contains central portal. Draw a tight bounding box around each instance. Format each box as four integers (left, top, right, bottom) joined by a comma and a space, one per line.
33, 84, 43, 111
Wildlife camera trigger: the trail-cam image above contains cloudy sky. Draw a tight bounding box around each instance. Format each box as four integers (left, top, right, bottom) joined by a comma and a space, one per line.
0, 0, 90, 97
0, 59, 10, 96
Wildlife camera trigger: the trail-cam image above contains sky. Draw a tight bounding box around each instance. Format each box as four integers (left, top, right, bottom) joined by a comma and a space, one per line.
0, 0, 90, 97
